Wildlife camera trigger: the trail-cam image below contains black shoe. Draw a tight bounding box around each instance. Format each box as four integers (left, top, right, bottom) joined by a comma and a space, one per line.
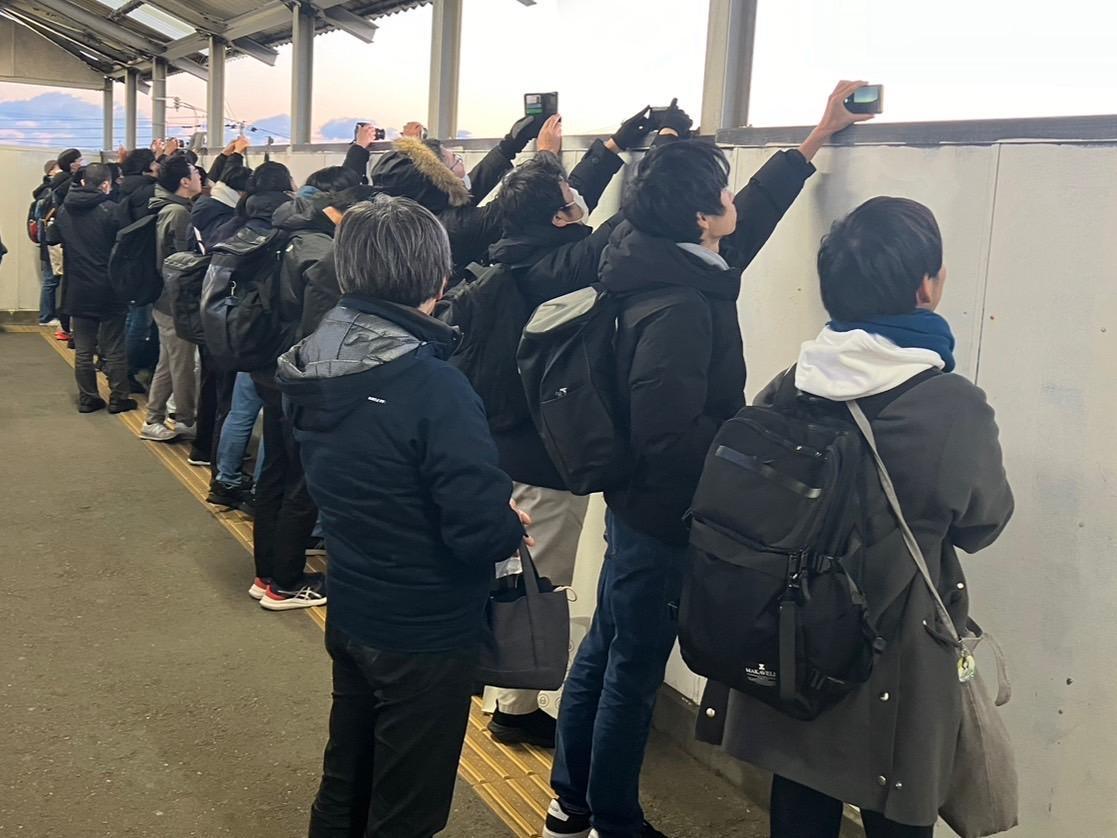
66, 337, 75, 349
542, 799, 591, 838
206, 480, 249, 509
488, 709, 556, 748
187, 448, 212, 467
78, 398, 106, 414
108, 398, 138, 414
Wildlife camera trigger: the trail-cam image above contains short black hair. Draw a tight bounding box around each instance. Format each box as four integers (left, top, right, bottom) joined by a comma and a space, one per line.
157, 155, 194, 192
323, 184, 379, 212
82, 163, 111, 189
122, 148, 156, 176
624, 140, 730, 244
818, 197, 943, 322
305, 165, 360, 193
496, 151, 568, 234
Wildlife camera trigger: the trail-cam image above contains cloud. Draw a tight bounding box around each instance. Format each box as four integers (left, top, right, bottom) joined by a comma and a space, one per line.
0, 91, 152, 150
245, 113, 292, 142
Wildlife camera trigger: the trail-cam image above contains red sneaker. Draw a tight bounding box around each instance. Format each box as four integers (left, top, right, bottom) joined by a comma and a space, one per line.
54, 329, 71, 341
248, 577, 269, 601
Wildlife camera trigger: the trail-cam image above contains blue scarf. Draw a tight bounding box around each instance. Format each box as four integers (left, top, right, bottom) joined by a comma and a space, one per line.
829, 310, 957, 372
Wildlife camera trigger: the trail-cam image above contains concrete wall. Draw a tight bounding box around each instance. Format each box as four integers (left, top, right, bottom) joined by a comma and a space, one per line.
0, 146, 57, 316
2, 138, 1114, 835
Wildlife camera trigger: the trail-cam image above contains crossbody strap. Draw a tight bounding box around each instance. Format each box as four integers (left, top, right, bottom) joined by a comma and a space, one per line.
847, 400, 961, 647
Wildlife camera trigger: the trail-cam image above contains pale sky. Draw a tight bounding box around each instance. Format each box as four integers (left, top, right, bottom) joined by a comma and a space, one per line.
1, 0, 1115, 147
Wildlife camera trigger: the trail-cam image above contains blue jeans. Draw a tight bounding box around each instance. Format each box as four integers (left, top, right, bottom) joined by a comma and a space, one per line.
216, 372, 263, 485
125, 303, 158, 376
39, 259, 59, 324
551, 509, 687, 838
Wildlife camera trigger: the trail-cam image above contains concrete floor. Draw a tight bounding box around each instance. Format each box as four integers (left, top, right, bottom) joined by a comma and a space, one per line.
0, 332, 507, 838
0, 331, 775, 838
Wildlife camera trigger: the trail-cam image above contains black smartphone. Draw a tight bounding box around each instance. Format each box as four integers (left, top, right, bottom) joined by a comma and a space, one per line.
524, 92, 559, 119
844, 84, 884, 115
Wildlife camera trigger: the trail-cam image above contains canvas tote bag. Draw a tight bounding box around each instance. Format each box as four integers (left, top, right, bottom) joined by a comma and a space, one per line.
849, 401, 1018, 838
477, 544, 570, 691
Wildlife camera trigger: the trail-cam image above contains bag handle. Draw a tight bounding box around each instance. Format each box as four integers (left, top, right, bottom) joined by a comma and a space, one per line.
847, 400, 961, 646
518, 543, 542, 597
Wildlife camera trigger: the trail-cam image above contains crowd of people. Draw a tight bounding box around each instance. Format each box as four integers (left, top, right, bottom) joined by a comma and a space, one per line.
24, 80, 1013, 838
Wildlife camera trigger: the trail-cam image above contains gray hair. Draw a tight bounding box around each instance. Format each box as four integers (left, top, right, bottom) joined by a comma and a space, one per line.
335, 194, 451, 307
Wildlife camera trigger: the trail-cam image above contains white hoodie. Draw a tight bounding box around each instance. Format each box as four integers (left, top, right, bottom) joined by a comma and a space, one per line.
794, 326, 945, 402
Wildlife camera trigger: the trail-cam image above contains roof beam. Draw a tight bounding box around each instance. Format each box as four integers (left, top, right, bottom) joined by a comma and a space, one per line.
106, 0, 143, 21
167, 55, 207, 82
138, 0, 226, 32
4, 2, 142, 63
322, 6, 377, 43
231, 35, 279, 66
29, 0, 165, 57
163, 0, 352, 61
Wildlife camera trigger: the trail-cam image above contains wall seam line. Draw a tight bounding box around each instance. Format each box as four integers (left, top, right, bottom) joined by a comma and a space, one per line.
972, 143, 1002, 385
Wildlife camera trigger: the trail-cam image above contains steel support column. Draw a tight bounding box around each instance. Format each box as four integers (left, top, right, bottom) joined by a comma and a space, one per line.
124, 68, 138, 148
291, 3, 315, 145
102, 77, 114, 152
151, 57, 167, 141
427, 0, 462, 140
206, 35, 226, 149
700, 0, 758, 133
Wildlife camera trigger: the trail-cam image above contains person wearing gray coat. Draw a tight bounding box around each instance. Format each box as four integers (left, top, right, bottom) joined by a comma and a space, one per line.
697, 197, 1014, 837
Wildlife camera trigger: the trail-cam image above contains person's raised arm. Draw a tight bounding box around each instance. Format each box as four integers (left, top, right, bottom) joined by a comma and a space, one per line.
465, 114, 546, 206
721, 82, 875, 270
566, 106, 652, 214
342, 124, 377, 183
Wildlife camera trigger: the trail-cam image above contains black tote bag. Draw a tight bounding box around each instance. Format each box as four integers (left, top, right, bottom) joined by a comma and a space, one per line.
477, 545, 570, 690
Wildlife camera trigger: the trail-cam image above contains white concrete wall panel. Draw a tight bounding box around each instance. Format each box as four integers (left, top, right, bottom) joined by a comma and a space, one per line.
968, 144, 1117, 838
1, 146, 60, 312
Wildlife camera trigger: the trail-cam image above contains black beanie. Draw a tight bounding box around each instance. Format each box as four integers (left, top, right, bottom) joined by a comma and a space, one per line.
57, 148, 81, 171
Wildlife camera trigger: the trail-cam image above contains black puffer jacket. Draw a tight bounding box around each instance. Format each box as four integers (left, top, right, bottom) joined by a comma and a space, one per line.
355, 137, 518, 284
114, 173, 157, 227
601, 148, 817, 545
469, 138, 625, 489
191, 182, 241, 249
273, 196, 336, 351
277, 295, 523, 654
49, 187, 124, 320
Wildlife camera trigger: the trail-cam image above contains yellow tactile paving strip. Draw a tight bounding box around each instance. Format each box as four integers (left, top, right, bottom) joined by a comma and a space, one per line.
21, 324, 551, 838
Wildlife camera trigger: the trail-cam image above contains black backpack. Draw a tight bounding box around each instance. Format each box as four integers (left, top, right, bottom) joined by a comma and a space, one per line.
200, 226, 289, 372
163, 251, 212, 345
516, 284, 691, 495
679, 369, 938, 720
109, 213, 162, 305
436, 263, 532, 433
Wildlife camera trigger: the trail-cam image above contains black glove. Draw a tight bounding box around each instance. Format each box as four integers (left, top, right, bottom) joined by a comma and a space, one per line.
499, 114, 545, 157
610, 106, 655, 151
652, 99, 694, 137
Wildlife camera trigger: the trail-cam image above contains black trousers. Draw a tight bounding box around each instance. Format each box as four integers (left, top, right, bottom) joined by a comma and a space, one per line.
308, 624, 477, 838
194, 349, 235, 469
771, 776, 933, 838
72, 313, 128, 408
253, 384, 318, 588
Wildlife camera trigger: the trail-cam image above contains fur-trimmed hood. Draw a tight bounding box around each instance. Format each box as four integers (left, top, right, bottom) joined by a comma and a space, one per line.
369, 136, 471, 214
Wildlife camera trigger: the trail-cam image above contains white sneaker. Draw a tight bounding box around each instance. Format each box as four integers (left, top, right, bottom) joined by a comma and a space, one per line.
42, 318, 61, 327
175, 421, 197, 441
140, 421, 178, 442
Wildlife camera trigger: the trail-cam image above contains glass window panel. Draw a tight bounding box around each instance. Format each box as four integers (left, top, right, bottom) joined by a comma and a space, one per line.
457, 0, 709, 138
749, 0, 1117, 125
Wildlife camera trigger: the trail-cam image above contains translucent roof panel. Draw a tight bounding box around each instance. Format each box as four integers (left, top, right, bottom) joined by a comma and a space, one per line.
125, 7, 195, 41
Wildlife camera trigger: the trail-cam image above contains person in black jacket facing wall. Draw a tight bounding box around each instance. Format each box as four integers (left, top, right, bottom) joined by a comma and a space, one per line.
276, 196, 529, 838
470, 103, 670, 749
543, 81, 876, 838
46, 163, 134, 414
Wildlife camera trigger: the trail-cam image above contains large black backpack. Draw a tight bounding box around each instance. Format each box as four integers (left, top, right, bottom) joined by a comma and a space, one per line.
163, 251, 212, 345
108, 213, 162, 305
436, 263, 532, 433
516, 284, 692, 495
200, 226, 289, 372
679, 369, 938, 720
